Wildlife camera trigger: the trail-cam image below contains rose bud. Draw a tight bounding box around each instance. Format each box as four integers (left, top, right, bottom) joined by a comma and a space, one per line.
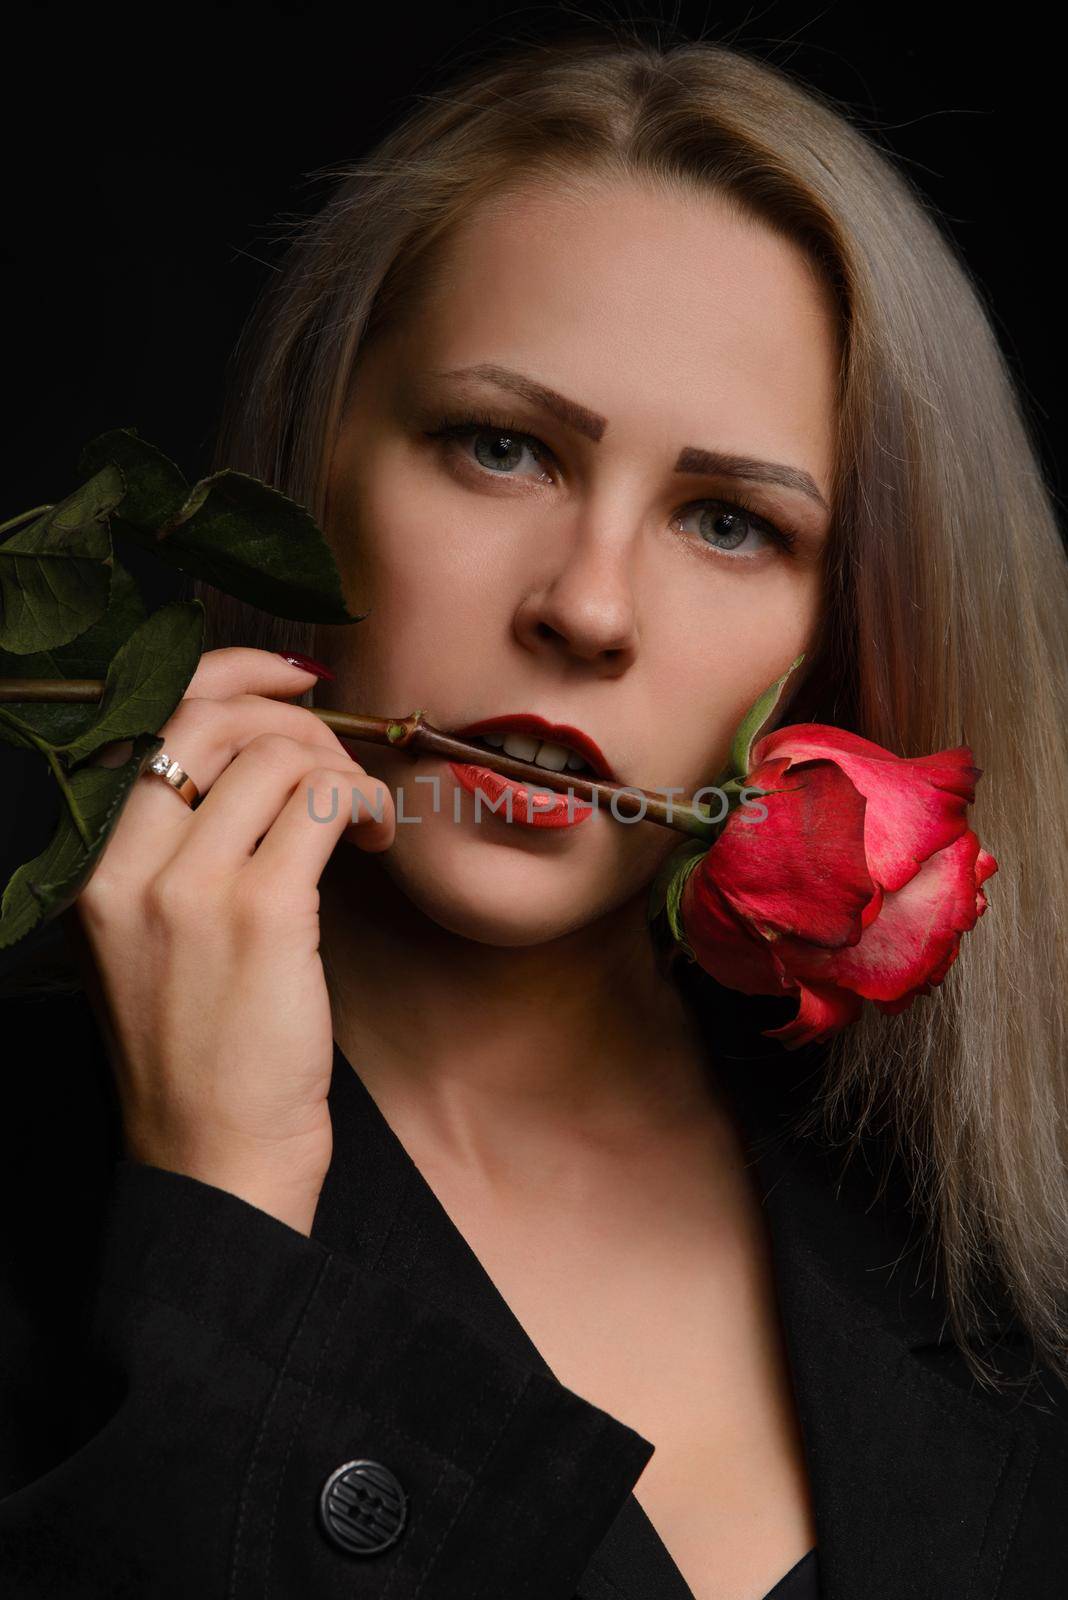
678, 725, 999, 1050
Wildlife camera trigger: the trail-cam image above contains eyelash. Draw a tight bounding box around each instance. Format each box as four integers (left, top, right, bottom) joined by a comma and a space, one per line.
422, 409, 800, 558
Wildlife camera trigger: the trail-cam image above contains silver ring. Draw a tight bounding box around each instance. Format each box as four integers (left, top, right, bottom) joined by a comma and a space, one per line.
144, 749, 201, 809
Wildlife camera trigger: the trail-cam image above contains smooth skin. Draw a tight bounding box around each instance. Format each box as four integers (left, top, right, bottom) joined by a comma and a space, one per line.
74, 174, 838, 1600
74, 652, 395, 1235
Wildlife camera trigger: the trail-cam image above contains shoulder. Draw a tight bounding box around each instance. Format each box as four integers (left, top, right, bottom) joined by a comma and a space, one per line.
707, 1015, 1068, 1458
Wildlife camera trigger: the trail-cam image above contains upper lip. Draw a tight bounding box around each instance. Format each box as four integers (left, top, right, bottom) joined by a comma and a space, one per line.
451, 714, 616, 781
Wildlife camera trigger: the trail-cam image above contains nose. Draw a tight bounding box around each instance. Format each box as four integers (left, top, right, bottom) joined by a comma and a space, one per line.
512, 516, 640, 675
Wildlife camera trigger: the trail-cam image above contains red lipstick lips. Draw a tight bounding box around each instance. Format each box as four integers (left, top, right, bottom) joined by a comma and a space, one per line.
452, 714, 616, 781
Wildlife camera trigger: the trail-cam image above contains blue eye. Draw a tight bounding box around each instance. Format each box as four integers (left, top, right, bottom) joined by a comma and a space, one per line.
471, 430, 539, 473
675, 498, 798, 559
423, 411, 801, 558
425, 413, 551, 478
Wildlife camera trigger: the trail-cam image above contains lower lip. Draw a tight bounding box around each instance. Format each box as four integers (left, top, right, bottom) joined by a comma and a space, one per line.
447, 760, 596, 828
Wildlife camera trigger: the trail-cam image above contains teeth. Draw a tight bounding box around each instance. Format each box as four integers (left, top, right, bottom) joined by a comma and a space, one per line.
532, 741, 571, 773
501, 732, 540, 762
472, 729, 595, 775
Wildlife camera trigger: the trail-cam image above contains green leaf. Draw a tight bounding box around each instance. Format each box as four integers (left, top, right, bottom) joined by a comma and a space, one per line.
76, 429, 188, 528
726, 653, 806, 781
0, 704, 49, 755
0, 466, 122, 653
0, 732, 163, 950
79, 427, 369, 625
0, 599, 203, 951
646, 836, 708, 953
57, 599, 205, 766
663, 850, 704, 959
0, 560, 147, 744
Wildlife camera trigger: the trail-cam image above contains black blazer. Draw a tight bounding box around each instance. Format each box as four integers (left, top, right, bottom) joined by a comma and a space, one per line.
1, 984, 1065, 1598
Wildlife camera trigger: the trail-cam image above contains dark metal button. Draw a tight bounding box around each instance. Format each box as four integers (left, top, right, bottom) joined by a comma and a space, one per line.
319, 1459, 408, 1555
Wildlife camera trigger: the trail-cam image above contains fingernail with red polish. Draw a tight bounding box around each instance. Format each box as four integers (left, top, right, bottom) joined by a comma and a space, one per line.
278, 652, 336, 681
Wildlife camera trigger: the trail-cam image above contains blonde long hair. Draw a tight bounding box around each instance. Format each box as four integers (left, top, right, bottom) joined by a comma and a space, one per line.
196, 26, 1068, 1390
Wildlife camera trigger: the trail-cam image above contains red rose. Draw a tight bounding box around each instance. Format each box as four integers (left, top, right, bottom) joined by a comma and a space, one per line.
679, 724, 999, 1049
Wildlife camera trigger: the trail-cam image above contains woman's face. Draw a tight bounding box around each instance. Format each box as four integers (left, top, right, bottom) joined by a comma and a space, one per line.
320, 175, 838, 948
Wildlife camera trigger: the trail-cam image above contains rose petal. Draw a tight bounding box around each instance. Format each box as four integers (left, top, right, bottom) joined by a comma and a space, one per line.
762, 979, 863, 1048
694, 758, 876, 949
680, 861, 791, 997
773, 829, 989, 1003
975, 848, 999, 888
750, 725, 981, 894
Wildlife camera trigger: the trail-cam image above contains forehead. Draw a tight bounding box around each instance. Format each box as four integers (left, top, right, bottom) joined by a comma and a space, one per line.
401, 175, 839, 481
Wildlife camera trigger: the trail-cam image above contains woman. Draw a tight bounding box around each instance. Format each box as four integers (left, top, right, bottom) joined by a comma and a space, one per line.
2, 26, 1066, 1600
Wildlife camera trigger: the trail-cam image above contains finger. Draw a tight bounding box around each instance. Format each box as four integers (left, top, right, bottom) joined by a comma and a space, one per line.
93, 694, 363, 882
182, 644, 328, 702
248, 764, 396, 889
86, 648, 321, 774
171, 733, 379, 876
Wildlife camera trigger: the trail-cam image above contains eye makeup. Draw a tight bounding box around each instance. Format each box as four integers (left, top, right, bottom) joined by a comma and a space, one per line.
421, 409, 804, 562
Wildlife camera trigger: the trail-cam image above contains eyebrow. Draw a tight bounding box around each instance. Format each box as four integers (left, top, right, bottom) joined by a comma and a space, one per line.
430, 362, 831, 515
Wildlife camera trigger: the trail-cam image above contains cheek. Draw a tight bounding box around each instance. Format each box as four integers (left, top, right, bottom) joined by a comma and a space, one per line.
358, 469, 513, 622
659, 571, 822, 771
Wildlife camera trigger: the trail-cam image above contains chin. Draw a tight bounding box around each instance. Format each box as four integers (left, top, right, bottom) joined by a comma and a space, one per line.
380, 843, 617, 948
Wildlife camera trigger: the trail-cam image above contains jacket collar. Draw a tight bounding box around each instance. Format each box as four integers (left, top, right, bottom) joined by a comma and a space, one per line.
314, 1041, 703, 1599
315, 1027, 1040, 1600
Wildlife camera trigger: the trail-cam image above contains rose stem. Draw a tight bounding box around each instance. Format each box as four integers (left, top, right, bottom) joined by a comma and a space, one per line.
0, 681, 717, 841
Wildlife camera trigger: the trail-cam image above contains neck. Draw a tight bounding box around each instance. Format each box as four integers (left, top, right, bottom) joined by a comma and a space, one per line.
318, 849, 721, 1177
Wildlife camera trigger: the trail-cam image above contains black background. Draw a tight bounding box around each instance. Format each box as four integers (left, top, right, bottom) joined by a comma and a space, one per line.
2, 3, 1063, 980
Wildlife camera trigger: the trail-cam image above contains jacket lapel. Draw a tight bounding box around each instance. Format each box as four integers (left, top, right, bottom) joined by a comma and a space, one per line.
717, 1046, 1040, 1600
315, 1043, 695, 1598
316, 1033, 1042, 1600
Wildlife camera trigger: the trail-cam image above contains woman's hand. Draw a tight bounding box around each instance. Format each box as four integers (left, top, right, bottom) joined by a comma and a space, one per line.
66, 647, 396, 1236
